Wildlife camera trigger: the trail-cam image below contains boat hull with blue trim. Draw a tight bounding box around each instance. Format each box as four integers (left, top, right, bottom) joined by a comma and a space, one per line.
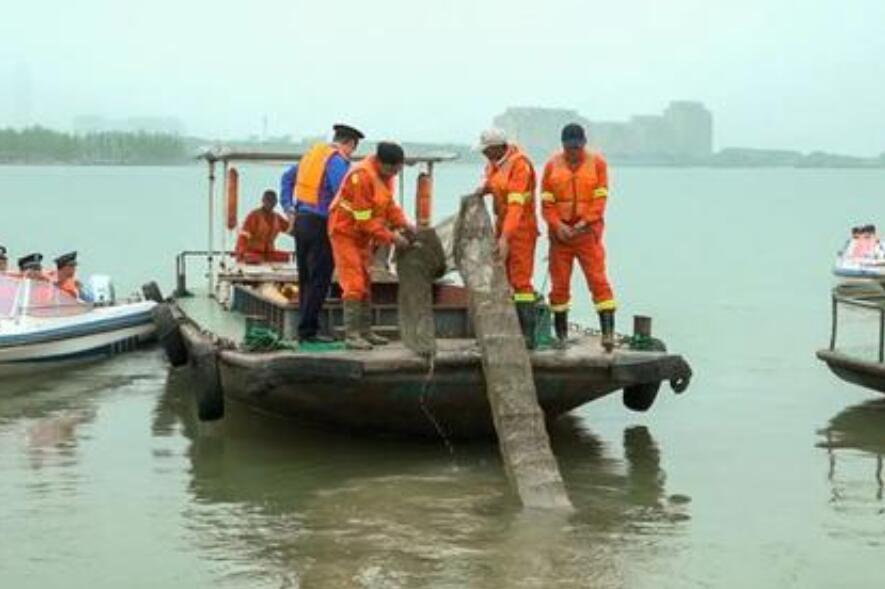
0, 301, 157, 374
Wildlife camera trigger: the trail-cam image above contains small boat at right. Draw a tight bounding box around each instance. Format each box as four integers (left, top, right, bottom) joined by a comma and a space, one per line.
817, 282, 885, 394
833, 223, 885, 285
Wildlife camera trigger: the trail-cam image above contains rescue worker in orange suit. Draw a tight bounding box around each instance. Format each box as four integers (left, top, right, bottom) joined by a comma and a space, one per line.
235, 189, 291, 264
541, 123, 617, 352
472, 128, 539, 348
328, 141, 416, 350
282, 124, 364, 343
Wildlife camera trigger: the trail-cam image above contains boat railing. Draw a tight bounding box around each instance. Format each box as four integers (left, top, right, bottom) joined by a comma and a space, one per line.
174, 250, 239, 298
829, 289, 885, 363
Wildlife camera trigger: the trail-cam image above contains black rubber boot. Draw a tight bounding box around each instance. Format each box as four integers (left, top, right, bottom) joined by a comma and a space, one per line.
516, 302, 537, 350
553, 311, 568, 349
599, 310, 615, 353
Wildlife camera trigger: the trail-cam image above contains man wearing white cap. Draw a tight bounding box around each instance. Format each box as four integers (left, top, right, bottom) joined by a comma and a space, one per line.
472, 128, 539, 348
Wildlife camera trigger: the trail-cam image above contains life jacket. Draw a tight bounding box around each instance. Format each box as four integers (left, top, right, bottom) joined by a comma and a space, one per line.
56, 277, 80, 299
541, 150, 608, 224
484, 145, 537, 228
329, 156, 395, 235
295, 143, 340, 206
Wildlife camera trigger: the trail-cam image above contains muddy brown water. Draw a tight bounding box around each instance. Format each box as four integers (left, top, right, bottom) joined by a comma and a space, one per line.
1, 164, 883, 588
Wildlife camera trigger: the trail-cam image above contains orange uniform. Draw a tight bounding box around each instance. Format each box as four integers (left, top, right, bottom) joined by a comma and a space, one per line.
541, 150, 616, 313
56, 277, 79, 299
328, 156, 408, 302
482, 144, 538, 301
235, 208, 291, 264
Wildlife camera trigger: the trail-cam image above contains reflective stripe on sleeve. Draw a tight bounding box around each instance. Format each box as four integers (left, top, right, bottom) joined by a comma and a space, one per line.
507, 192, 528, 205
593, 187, 609, 198
540, 191, 556, 203
338, 200, 373, 221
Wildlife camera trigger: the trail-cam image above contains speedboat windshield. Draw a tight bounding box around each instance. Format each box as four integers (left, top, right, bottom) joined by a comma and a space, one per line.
0, 274, 90, 319
0, 274, 19, 318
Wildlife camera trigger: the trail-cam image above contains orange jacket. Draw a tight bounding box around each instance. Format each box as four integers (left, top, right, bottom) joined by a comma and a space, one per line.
235, 208, 290, 258
328, 156, 407, 246
56, 277, 80, 299
482, 145, 537, 239
541, 150, 609, 230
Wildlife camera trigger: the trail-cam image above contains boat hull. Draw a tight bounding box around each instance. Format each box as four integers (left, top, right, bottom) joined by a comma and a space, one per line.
817, 349, 885, 394
0, 303, 156, 375
178, 322, 691, 438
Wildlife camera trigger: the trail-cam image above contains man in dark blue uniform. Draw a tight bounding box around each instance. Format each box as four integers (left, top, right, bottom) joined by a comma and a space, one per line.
280, 124, 364, 343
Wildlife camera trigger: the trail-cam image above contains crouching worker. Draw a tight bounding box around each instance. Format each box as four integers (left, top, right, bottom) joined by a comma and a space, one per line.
328, 141, 416, 350
541, 123, 617, 352
235, 189, 292, 264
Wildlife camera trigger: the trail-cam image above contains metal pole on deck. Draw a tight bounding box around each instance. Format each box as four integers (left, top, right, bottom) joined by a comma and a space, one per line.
207, 161, 216, 296
221, 161, 229, 273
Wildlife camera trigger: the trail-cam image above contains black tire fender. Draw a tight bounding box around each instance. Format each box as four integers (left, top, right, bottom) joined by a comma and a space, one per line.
152, 303, 188, 367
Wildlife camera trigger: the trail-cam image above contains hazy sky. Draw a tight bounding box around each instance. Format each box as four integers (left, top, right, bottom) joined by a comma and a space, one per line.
2, 0, 884, 154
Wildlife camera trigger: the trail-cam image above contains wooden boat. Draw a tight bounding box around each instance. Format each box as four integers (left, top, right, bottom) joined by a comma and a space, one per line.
0, 273, 156, 375
157, 148, 693, 438
817, 283, 885, 394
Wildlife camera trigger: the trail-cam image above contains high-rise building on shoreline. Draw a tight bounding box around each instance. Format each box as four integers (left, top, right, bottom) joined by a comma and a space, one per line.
493, 101, 713, 162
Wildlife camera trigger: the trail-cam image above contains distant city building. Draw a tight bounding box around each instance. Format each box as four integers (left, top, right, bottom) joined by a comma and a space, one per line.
493, 101, 713, 162
73, 116, 185, 136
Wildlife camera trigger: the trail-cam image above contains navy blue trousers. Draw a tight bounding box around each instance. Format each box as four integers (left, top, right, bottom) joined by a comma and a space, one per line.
294, 213, 334, 339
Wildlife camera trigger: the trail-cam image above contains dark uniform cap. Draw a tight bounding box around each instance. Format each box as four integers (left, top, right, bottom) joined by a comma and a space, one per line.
376, 141, 405, 166
18, 252, 43, 271
561, 123, 588, 148
55, 251, 78, 268
0, 245, 6, 260
333, 124, 365, 142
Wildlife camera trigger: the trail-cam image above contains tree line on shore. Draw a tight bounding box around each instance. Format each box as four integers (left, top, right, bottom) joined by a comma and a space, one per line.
0, 127, 188, 164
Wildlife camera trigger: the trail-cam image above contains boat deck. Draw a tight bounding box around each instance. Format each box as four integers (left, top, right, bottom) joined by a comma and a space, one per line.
176, 294, 248, 343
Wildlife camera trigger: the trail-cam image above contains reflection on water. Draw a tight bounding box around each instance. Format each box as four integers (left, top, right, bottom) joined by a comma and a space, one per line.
818, 399, 885, 504
157, 369, 691, 588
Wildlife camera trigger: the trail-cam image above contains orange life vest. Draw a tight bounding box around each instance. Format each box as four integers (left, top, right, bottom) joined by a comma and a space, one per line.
329, 156, 395, 230
295, 143, 339, 206
542, 150, 608, 224
484, 145, 537, 226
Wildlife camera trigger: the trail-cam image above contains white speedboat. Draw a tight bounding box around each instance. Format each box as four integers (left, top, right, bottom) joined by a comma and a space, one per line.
834, 243, 885, 285
0, 274, 157, 374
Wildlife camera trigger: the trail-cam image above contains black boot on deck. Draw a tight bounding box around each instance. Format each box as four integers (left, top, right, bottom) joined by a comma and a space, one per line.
553, 311, 568, 350
599, 310, 615, 353
515, 302, 537, 350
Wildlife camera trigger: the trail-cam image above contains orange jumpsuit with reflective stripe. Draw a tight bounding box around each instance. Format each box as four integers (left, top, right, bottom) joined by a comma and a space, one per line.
541, 150, 615, 312
482, 144, 538, 301
328, 156, 408, 302
235, 208, 291, 263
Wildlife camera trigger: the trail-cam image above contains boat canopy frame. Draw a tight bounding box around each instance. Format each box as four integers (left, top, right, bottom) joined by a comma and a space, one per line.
194, 147, 459, 295
828, 286, 885, 364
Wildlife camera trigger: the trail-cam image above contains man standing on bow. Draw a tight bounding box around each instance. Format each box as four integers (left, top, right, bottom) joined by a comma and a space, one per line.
282, 124, 364, 343
473, 128, 539, 348
541, 123, 617, 352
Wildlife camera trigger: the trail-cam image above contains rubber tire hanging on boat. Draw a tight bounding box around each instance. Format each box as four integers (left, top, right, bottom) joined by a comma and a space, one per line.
190, 343, 224, 422
152, 303, 189, 367
622, 337, 667, 412
142, 281, 164, 304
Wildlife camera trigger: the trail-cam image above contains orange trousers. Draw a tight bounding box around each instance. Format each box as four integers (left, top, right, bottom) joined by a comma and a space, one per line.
330, 233, 373, 302
548, 224, 615, 312
504, 230, 537, 300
